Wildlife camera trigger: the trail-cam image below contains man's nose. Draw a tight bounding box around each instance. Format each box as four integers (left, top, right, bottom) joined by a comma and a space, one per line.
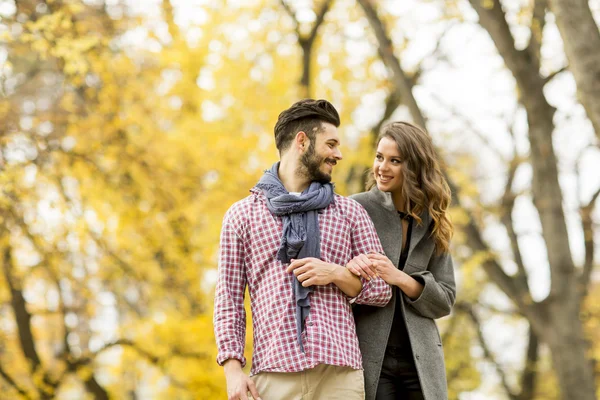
334, 147, 342, 160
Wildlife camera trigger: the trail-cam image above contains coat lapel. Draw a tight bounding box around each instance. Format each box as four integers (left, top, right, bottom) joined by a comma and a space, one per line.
366, 188, 431, 270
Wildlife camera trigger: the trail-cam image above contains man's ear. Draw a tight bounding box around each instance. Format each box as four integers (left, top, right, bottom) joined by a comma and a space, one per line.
295, 131, 309, 151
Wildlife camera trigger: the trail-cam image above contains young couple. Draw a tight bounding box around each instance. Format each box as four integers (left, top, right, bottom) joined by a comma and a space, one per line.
213, 99, 456, 400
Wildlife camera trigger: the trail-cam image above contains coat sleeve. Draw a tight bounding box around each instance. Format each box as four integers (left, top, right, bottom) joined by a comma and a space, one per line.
404, 250, 456, 319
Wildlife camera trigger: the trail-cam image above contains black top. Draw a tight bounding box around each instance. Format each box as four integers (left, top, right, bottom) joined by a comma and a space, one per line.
386, 211, 413, 352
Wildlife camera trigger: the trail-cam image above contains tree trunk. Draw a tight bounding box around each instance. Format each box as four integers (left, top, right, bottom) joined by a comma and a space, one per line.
549, 0, 600, 142
540, 299, 596, 400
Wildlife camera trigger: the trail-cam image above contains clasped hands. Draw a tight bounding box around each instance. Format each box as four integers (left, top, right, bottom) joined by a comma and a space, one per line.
285, 253, 400, 287
346, 252, 401, 286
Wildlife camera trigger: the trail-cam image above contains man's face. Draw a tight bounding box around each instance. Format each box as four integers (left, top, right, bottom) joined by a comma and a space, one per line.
299, 123, 343, 183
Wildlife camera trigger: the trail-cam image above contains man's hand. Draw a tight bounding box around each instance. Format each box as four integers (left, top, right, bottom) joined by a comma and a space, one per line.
286, 257, 338, 287
346, 253, 378, 281
223, 359, 261, 400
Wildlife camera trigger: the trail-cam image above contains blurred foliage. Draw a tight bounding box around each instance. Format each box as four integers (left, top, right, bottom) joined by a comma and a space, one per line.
0, 0, 598, 399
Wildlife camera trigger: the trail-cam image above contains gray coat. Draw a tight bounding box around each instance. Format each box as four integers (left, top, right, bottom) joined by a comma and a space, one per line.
351, 188, 456, 400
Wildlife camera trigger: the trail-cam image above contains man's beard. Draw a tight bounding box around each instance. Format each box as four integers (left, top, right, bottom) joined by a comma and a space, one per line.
300, 142, 335, 184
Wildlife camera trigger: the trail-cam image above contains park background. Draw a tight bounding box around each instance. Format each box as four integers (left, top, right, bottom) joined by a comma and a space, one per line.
1, 0, 599, 398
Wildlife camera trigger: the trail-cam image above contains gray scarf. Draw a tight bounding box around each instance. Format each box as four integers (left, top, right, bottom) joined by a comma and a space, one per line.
255, 162, 334, 352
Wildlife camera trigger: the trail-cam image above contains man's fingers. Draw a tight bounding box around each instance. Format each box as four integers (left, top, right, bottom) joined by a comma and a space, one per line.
286, 258, 310, 273
296, 271, 311, 282
247, 380, 262, 400
347, 264, 361, 277
292, 265, 311, 277
302, 277, 315, 287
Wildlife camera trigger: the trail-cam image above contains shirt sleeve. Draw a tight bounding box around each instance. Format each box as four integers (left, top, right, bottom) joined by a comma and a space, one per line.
213, 205, 248, 367
347, 200, 392, 307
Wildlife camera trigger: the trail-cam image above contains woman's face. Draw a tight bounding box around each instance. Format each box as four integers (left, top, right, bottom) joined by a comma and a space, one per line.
373, 136, 404, 194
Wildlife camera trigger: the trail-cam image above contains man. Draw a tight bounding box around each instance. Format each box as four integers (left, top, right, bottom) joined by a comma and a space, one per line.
213, 99, 392, 400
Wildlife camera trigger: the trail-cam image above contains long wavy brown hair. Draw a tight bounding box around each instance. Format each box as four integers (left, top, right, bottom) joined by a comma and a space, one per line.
367, 121, 453, 254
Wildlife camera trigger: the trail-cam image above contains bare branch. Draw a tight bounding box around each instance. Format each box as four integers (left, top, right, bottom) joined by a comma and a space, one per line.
93, 339, 209, 364
288, 0, 333, 96
83, 374, 109, 400
580, 185, 600, 292
307, 0, 333, 47
518, 328, 539, 400
357, 0, 426, 128
428, 91, 507, 162
1, 245, 58, 399
359, 0, 537, 320
527, 0, 548, 68
0, 364, 32, 400
459, 302, 519, 400
469, 0, 574, 301
499, 124, 529, 290
279, 0, 301, 37
371, 90, 401, 139
543, 65, 568, 85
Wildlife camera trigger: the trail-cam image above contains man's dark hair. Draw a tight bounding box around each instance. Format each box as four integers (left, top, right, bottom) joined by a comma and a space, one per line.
274, 99, 340, 153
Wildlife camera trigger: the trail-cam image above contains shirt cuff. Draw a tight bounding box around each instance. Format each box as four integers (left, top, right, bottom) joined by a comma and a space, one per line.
217, 352, 247, 368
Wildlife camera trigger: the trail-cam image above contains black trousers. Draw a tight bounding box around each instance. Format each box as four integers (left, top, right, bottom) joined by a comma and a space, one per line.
375, 347, 424, 400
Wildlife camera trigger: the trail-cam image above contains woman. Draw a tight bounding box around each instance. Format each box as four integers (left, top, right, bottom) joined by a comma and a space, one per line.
348, 121, 456, 400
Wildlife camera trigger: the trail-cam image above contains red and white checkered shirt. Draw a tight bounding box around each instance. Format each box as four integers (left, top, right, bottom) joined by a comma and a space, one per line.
213, 189, 392, 375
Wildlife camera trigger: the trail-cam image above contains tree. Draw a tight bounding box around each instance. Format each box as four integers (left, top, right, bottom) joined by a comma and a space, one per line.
353, 0, 598, 398
548, 0, 600, 142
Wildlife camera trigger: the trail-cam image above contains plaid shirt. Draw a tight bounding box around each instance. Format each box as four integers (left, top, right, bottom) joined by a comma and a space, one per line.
214, 189, 391, 375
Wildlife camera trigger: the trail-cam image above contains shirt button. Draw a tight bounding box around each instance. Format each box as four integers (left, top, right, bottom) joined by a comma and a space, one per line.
307, 322, 314, 326
415, 354, 420, 360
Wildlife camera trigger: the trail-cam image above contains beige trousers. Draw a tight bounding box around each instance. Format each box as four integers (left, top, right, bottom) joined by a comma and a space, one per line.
250, 364, 365, 400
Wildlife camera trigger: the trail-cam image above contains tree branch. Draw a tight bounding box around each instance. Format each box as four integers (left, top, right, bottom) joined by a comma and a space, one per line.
517, 327, 539, 400
359, 0, 538, 321
281, 0, 333, 96
1, 245, 57, 399
460, 302, 519, 400
469, 0, 575, 301
527, 0, 547, 68
93, 339, 209, 365
580, 185, 600, 292
428, 91, 507, 162
306, 0, 333, 47
279, 0, 301, 37
500, 124, 529, 290
543, 65, 568, 85
357, 0, 426, 128
0, 364, 32, 400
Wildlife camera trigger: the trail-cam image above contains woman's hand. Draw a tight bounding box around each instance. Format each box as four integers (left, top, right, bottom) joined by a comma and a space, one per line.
368, 253, 424, 299
346, 254, 378, 281
367, 253, 401, 286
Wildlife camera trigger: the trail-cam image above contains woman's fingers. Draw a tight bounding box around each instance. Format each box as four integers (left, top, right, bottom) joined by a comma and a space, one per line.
347, 255, 377, 280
